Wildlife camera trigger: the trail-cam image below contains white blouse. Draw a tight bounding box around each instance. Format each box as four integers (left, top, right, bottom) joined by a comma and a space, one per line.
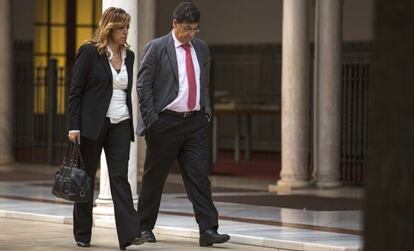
106, 47, 130, 124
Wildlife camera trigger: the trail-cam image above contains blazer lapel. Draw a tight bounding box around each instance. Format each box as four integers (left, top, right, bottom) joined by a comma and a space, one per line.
99, 53, 113, 82
192, 40, 205, 77
166, 32, 179, 82
125, 52, 133, 91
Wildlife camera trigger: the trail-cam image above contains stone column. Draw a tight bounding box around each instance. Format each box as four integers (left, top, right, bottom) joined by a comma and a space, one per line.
270, 0, 310, 191
0, 0, 13, 164
94, 151, 113, 215
313, 0, 342, 188
137, 0, 157, 181
94, 0, 138, 216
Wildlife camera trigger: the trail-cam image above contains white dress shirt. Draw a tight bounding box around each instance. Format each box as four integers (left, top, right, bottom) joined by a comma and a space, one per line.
164, 31, 201, 112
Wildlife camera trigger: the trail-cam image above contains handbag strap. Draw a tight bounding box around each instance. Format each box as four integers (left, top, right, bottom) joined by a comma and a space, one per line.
63, 142, 77, 166
64, 141, 86, 170
72, 142, 87, 170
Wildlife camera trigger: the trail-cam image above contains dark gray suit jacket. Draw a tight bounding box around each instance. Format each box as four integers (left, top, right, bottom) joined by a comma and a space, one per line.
136, 31, 212, 136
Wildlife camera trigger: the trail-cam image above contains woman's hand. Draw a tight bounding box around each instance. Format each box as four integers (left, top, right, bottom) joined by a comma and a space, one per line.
68, 131, 81, 144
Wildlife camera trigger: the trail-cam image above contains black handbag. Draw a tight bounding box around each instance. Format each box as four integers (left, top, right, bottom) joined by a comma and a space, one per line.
52, 141, 92, 203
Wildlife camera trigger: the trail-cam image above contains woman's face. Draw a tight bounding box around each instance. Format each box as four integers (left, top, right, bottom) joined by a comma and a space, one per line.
111, 24, 129, 45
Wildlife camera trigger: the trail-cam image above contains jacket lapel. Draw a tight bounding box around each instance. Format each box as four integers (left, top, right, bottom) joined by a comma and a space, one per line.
166, 32, 179, 82
191, 39, 205, 85
166, 33, 205, 84
191, 39, 204, 76
99, 53, 113, 82
125, 52, 133, 91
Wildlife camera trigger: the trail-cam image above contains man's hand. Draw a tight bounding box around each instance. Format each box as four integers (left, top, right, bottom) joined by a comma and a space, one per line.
205, 114, 211, 122
68, 131, 81, 144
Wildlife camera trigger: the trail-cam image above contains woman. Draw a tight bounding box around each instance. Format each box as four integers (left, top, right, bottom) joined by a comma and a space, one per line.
67, 7, 145, 250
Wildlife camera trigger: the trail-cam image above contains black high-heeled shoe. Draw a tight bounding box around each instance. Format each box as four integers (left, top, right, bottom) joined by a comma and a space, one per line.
142, 230, 157, 243
76, 241, 90, 248
120, 236, 146, 250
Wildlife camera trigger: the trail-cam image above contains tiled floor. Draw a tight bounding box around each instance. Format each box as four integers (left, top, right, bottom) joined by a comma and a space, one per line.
1, 217, 279, 251
0, 164, 363, 251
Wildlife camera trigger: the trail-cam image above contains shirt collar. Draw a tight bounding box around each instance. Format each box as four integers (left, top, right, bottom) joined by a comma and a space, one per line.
172, 29, 192, 49
107, 46, 127, 60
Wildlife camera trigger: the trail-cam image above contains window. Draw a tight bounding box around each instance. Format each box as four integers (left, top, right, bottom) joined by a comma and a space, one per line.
33, 0, 101, 114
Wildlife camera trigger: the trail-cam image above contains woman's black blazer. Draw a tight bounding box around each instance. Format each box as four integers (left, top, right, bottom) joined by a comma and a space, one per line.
68, 43, 135, 142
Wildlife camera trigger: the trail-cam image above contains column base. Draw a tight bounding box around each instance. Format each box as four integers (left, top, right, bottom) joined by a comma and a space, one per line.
268, 178, 311, 193
93, 198, 138, 216
315, 180, 342, 188
268, 184, 291, 193
277, 178, 310, 188
0, 154, 13, 165
93, 198, 115, 216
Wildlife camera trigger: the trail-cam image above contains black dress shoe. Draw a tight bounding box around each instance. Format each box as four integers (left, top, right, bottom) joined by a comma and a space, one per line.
76, 241, 90, 248
199, 229, 230, 247
120, 236, 146, 250
142, 230, 157, 243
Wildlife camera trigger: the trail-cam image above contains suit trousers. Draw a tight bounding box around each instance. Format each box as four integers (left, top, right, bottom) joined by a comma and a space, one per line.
138, 111, 219, 233
73, 118, 141, 248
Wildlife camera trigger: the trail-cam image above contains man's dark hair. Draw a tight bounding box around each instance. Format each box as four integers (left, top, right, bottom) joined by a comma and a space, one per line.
173, 2, 200, 23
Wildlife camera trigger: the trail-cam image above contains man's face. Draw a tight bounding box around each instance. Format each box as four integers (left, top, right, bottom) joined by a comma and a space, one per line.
173, 19, 200, 44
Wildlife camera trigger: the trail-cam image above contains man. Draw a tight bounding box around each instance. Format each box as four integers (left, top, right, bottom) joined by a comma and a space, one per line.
136, 2, 230, 247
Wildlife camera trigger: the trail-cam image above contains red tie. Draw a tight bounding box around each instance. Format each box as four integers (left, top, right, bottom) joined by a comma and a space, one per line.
181, 44, 197, 111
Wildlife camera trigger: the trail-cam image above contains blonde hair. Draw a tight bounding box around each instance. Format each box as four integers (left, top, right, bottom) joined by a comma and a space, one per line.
84, 7, 131, 56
